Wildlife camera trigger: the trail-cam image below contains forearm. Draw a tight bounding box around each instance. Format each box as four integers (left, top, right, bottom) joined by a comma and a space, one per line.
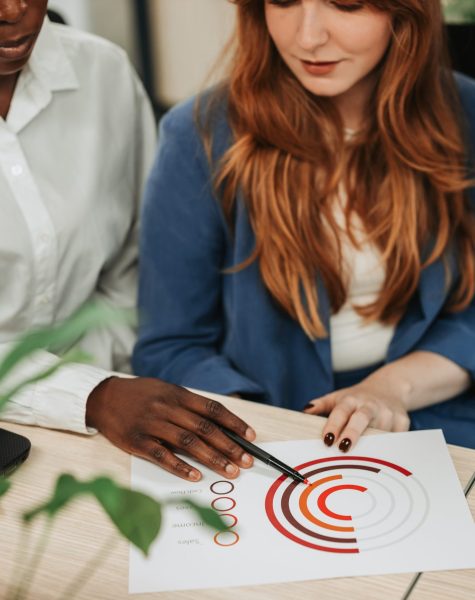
366, 351, 472, 411
0, 347, 108, 433
133, 344, 265, 399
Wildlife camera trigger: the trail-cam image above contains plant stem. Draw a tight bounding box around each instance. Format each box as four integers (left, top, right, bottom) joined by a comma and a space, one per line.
58, 532, 118, 600
5, 524, 32, 598
9, 518, 53, 600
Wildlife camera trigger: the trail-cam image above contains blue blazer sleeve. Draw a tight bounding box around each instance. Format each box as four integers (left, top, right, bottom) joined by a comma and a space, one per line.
411, 73, 475, 380
132, 99, 264, 396
411, 301, 475, 380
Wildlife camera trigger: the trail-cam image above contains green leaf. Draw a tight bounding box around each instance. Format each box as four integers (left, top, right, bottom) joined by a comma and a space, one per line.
23, 474, 82, 521
0, 301, 134, 383
0, 477, 11, 498
183, 499, 229, 531
23, 474, 162, 556
92, 478, 162, 556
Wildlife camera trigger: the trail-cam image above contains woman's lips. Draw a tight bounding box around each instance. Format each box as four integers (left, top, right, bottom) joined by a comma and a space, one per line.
301, 60, 341, 75
0, 33, 36, 61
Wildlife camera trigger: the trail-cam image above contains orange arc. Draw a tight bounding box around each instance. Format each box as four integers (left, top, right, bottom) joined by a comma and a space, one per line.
299, 475, 355, 532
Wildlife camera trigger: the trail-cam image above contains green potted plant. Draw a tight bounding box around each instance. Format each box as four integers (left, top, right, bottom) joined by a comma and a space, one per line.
0, 304, 226, 599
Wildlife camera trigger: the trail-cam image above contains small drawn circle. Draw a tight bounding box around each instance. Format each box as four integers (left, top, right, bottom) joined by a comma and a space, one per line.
211, 496, 236, 512
210, 480, 235, 495
214, 530, 240, 547
220, 513, 238, 529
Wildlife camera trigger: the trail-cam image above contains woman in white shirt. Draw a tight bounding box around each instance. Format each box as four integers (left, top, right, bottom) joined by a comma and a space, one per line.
0, 0, 256, 482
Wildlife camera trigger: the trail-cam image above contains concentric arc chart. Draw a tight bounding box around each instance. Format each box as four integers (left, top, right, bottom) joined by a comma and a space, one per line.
265, 455, 430, 553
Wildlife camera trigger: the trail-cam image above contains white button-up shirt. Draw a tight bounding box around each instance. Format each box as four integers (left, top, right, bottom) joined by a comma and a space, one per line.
0, 20, 156, 433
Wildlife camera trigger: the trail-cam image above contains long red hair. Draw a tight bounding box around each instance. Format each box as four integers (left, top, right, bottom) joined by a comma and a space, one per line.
199, 0, 475, 338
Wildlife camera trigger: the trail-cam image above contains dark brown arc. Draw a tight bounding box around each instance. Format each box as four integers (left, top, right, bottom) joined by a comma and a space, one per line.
280, 465, 380, 544
303, 465, 380, 478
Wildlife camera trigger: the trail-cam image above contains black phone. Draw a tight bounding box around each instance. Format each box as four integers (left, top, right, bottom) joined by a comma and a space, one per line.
0, 427, 31, 477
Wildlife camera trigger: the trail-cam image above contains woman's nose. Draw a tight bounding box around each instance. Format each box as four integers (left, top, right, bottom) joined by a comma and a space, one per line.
0, 0, 28, 25
296, 3, 330, 53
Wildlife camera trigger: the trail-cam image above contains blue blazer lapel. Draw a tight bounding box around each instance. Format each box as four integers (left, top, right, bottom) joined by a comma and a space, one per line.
388, 258, 450, 361
313, 260, 448, 380
313, 275, 334, 386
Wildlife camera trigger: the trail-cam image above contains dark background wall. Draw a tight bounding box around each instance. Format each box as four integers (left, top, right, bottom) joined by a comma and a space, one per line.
447, 24, 475, 78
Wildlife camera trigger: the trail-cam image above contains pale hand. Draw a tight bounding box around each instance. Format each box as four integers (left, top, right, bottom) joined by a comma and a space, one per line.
303, 379, 410, 452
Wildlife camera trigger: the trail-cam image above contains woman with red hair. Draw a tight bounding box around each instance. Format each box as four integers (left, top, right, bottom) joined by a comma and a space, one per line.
134, 0, 475, 450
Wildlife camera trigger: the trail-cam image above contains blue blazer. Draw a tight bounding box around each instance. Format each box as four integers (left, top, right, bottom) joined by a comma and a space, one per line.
133, 73, 475, 447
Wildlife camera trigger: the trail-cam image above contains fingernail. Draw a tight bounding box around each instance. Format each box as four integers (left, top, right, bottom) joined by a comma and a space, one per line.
245, 427, 256, 441
324, 433, 335, 447
189, 469, 201, 481
303, 403, 314, 411
339, 438, 352, 453
241, 453, 253, 466
225, 463, 239, 475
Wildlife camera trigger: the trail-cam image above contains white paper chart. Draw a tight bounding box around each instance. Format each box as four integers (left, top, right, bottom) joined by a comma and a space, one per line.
129, 430, 475, 593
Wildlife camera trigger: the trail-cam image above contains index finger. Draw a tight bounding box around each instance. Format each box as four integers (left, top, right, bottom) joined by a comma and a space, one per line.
178, 389, 256, 442
336, 406, 374, 452
304, 393, 338, 415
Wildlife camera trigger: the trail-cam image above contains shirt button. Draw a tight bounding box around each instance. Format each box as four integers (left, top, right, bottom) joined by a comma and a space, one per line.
40, 233, 51, 243
11, 164, 23, 176
39, 292, 53, 305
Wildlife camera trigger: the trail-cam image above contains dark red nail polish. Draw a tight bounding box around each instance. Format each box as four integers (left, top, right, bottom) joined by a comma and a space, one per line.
324, 433, 335, 447
339, 438, 352, 452
303, 403, 314, 411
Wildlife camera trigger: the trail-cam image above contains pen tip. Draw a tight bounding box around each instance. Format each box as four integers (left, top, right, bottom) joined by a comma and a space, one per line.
304, 478, 309, 485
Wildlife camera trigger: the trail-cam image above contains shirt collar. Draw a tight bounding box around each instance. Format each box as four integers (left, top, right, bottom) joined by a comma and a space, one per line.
26, 17, 79, 93
5, 18, 79, 132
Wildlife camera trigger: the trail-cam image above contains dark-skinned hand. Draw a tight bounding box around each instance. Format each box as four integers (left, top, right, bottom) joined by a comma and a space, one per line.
86, 377, 256, 482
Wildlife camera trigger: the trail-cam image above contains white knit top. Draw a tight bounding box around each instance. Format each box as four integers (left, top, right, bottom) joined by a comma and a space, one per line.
329, 195, 395, 372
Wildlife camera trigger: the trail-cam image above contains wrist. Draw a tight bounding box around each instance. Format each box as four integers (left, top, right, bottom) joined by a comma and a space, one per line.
86, 376, 116, 429
364, 366, 414, 409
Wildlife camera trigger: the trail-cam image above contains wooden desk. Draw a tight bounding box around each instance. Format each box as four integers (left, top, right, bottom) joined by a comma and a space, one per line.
1, 393, 474, 600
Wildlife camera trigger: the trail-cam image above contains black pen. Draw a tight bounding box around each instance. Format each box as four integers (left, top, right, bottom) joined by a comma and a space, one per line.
221, 427, 308, 485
